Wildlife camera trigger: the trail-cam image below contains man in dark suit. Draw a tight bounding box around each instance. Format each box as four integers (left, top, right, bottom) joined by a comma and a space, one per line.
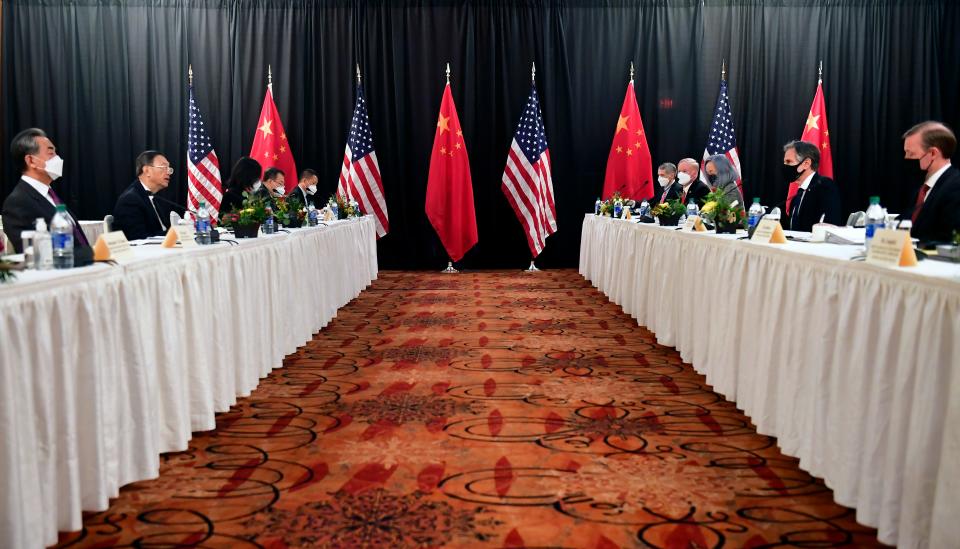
288, 168, 319, 208
652, 162, 682, 204
782, 140, 843, 232
112, 150, 173, 241
902, 121, 960, 243
2, 128, 90, 253
678, 157, 711, 207
254, 167, 286, 206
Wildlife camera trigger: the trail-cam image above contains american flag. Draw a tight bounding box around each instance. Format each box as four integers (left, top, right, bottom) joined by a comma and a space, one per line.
702, 77, 742, 193
187, 84, 222, 218
338, 84, 389, 237
501, 84, 557, 258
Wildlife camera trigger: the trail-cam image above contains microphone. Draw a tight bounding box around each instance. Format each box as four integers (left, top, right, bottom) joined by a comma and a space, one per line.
153, 194, 194, 215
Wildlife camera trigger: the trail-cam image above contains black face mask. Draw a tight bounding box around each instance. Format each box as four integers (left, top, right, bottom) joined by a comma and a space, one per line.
909, 153, 931, 178
707, 173, 718, 186
781, 162, 803, 184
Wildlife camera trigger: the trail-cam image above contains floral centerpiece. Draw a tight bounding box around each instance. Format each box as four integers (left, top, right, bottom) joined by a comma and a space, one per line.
274, 196, 307, 228
700, 189, 746, 233
218, 191, 269, 238
651, 199, 686, 226
329, 193, 362, 219
598, 192, 635, 217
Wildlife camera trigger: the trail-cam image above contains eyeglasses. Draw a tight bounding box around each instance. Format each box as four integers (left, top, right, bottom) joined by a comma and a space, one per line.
149, 165, 174, 175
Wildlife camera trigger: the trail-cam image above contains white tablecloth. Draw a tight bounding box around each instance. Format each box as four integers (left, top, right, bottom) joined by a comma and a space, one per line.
579, 214, 960, 549
0, 218, 378, 548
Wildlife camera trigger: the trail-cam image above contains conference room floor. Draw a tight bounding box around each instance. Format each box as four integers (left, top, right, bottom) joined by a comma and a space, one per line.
54, 270, 883, 548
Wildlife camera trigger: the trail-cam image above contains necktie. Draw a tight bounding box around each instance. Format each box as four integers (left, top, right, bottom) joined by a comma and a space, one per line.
47, 187, 90, 247
790, 187, 805, 230
912, 184, 930, 223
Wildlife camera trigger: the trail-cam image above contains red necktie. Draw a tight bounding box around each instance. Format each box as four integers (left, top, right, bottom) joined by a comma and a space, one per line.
912, 185, 930, 223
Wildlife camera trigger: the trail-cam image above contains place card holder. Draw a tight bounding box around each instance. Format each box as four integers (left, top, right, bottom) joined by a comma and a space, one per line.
682, 216, 707, 232
162, 225, 198, 248
866, 229, 918, 267
750, 218, 787, 244
93, 231, 135, 263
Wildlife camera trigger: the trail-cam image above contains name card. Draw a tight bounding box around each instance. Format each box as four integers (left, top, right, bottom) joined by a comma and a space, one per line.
93, 231, 134, 263
750, 218, 787, 244
682, 216, 707, 232
162, 225, 198, 248
866, 229, 918, 267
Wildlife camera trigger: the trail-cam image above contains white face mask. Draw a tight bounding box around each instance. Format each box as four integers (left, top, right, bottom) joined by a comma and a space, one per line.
678, 172, 692, 186
273, 184, 285, 197
306, 184, 318, 195
43, 155, 64, 180
251, 180, 262, 193
657, 176, 671, 188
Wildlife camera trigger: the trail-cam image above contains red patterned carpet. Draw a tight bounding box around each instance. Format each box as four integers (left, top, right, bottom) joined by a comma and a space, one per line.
55, 270, 884, 548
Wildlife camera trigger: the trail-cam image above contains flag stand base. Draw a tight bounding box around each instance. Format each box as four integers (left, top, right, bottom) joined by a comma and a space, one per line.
526, 261, 540, 272
441, 261, 459, 274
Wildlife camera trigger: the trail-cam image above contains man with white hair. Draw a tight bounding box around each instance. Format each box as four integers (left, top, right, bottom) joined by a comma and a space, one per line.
677, 157, 711, 207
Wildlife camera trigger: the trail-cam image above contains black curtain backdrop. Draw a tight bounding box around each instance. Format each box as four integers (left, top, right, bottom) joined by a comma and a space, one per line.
2, 0, 958, 269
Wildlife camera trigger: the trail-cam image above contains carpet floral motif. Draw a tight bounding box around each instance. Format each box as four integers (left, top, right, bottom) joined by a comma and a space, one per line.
54, 271, 882, 549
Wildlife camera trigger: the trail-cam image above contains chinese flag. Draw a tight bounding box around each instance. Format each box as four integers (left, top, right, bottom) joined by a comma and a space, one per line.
250, 84, 298, 193
602, 81, 653, 201
425, 83, 477, 262
788, 81, 833, 210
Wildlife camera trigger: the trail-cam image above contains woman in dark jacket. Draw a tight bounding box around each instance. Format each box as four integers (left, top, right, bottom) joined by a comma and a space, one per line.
219, 156, 262, 217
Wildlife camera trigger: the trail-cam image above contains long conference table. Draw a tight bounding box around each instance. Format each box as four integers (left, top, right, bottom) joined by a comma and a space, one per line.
0, 217, 378, 548
580, 214, 960, 549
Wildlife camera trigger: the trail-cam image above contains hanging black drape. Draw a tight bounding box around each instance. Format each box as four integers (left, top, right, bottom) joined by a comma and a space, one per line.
3, 0, 958, 269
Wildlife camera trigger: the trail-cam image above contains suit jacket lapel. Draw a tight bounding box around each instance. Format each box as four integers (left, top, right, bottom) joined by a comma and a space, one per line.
20, 178, 56, 218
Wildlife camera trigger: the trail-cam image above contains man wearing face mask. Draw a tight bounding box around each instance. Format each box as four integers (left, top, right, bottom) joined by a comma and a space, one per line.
781, 140, 842, 231
652, 163, 682, 204
2, 128, 91, 254
677, 158, 711, 207
255, 167, 286, 205
288, 168, 319, 208
902, 121, 960, 243
111, 150, 174, 241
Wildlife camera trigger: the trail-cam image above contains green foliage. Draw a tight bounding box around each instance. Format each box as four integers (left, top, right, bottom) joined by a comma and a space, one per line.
651, 199, 686, 218
0, 261, 15, 284
274, 196, 306, 226
700, 189, 747, 228
219, 191, 270, 228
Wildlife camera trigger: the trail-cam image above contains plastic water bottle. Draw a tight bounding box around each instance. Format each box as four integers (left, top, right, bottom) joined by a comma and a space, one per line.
613, 200, 623, 218
330, 201, 339, 220
638, 200, 650, 218
865, 196, 885, 250
307, 204, 318, 226
264, 207, 276, 234
748, 198, 763, 230
686, 200, 699, 219
34, 218, 53, 270
594, 197, 601, 215
195, 201, 211, 245
50, 204, 74, 269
